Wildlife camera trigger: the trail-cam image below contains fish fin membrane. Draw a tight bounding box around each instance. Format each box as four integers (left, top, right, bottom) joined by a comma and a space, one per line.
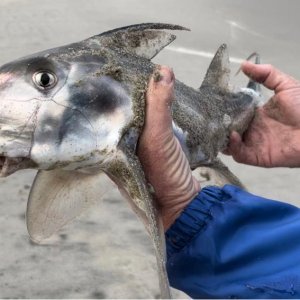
93, 23, 189, 60
200, 43, 230, 90
26, 169, 108, 243
104, 147, 171, 298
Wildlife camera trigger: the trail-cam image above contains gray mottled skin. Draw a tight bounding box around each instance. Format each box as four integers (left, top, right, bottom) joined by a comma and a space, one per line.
0, 23, 260, 298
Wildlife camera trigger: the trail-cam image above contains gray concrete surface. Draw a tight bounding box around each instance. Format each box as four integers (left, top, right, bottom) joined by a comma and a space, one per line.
0, 0, 300, 298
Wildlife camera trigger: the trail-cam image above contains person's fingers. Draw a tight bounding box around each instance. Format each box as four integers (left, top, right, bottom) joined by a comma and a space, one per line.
225, 131, 258, 165
146, 65, 174, 110
222, 131, 242, 155
143, 66, 174, 137
242, 61, 298, 93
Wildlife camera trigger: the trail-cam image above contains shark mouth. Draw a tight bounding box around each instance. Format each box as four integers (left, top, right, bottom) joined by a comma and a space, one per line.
0, 156, 36, 177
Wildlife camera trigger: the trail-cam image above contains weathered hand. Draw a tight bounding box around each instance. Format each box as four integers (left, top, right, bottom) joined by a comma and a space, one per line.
138, 66, 200, 230
225, 62, 300, 168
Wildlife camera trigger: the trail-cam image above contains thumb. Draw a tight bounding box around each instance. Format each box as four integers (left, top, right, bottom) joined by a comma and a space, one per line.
242, 61, 298, 93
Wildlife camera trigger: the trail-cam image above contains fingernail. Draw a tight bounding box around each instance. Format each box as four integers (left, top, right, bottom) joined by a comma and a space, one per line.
241, 61, 256, 71
241, 63, 253, 78
242, 61, 254, 66
153, 66, 174, 84
153, 70, 163, 82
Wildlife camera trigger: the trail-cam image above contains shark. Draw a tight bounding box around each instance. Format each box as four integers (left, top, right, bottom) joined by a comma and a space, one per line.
0, 23, 261, 298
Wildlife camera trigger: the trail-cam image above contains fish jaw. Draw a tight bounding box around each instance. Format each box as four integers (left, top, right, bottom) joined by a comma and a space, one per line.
0, 157, 36, 177
0, 71, 43, 176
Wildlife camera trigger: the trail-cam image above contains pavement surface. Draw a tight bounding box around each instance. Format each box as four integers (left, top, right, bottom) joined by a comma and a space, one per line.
0, 0, 300, 298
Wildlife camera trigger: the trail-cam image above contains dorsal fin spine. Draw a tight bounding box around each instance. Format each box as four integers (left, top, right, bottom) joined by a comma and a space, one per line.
89, 23, 190, 60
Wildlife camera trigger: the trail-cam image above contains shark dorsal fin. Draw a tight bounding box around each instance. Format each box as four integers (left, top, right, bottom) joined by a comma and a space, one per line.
91, 23, 189, 60
201, 44, 230, 90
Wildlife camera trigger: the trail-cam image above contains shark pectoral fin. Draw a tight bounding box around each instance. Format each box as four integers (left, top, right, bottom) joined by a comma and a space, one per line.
200, 43, 230, 90
104, 149, 171, 299
94, 23, 189, 60
27, 169, 108, 243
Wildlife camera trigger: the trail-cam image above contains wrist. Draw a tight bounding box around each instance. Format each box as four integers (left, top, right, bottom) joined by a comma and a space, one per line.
161, 176, 201, 230
140, 134, 201, 230
147, 137, 201, 230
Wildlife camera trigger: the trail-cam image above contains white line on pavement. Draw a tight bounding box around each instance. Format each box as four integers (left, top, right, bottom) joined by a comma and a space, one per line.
165, 46, 244, 64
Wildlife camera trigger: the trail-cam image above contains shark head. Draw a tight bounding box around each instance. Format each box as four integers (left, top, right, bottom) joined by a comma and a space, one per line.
0, 23, 187, 176
0, 49, 133, 175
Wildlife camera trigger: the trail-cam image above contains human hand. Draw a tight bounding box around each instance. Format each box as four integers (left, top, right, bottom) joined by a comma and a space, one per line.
225, 62, 300, 168
137, 66, 200, 230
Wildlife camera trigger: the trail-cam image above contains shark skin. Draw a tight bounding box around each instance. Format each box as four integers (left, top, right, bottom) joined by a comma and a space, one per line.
0, 23, 261, 298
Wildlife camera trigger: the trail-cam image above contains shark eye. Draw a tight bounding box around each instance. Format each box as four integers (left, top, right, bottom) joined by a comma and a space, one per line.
33, 71, 57, 90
